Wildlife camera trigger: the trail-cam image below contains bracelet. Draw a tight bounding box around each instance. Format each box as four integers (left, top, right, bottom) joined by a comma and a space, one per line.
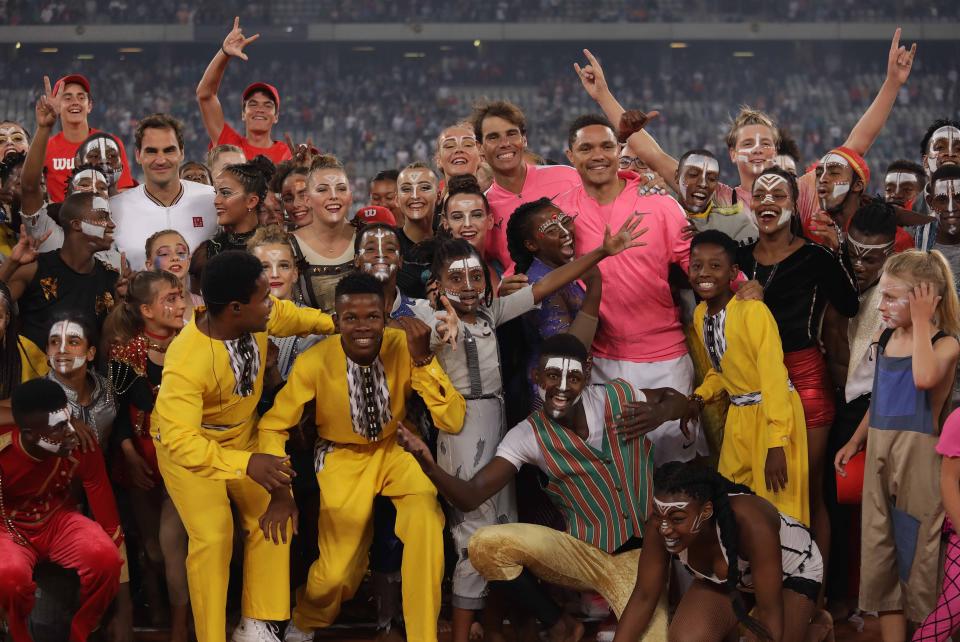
412, 354, 435, 368
688, 393, 705, 412
221, 46, 231, 58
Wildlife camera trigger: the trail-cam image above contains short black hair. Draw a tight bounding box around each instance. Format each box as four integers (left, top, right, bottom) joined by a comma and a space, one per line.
539, 333, 588, 365
690, 229, 739, 264
372, 169, 399, 183
678, 148, 717, 169
850, 200, 897, 240
334, 271, 385, 302
180, 161, 213, 184
201, 250, 264, 315
567, 114, 615, 150
443, 174, 490, 216
12, 378, 68, 428
0, 151, 26, 182
58, 191, 96, 230
921, 119, 960, 158
931, 164, 960, 185
354, 223, 399, 254
272, 160, 308, 193
885, 159, 925, 185
506, 197, 558, 273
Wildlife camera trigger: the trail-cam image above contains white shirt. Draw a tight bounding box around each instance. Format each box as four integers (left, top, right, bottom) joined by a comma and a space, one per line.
110, 180, 217, 270
495, 385, 647, 472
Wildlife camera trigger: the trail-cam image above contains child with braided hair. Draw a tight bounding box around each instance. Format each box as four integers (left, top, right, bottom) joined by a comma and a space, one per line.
615, 461, 830, 642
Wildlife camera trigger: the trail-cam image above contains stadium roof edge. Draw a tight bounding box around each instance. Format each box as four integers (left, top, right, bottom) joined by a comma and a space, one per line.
1, 21, 957, 43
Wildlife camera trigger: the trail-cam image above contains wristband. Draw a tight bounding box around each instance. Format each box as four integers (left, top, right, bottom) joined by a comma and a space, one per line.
412, 354, 435, 368
688, 393, 705, 412
221, 46, 231, 58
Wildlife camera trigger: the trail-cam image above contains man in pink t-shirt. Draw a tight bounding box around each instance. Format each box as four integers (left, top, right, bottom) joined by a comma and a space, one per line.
554, 114, 707, 463
196, 18, 292, 165
473, 100, 581, 270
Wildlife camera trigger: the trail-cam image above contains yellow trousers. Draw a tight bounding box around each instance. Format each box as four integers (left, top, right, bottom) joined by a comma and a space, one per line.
292, 435, 444, 642
157, 444, 290, 642
469, 523, 668, 641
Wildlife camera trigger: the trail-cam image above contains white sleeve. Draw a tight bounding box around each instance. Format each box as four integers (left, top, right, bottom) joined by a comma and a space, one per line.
495, 420, 542, 471
491, 284, 537, 326
21, 204, 65, 252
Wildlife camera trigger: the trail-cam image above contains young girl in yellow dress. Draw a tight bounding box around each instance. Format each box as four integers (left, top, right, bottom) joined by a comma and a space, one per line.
681, 229, 809, 525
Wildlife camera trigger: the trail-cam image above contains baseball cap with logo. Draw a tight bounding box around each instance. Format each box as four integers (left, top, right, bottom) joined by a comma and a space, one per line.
356, 206, 397, 227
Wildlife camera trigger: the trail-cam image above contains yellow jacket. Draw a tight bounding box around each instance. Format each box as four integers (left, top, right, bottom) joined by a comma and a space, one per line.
258, 328, 466, 449
152, 298, 334, 479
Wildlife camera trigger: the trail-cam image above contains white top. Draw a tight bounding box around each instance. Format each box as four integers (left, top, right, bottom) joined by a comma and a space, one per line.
495, 385, 647, 472
110, 180, 217, 270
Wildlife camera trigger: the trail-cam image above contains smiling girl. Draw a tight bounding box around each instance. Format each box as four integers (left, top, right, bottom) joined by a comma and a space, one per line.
146, 229, 200, 322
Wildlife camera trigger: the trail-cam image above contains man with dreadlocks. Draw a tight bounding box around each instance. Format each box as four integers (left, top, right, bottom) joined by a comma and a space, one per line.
614, 461, 830, 642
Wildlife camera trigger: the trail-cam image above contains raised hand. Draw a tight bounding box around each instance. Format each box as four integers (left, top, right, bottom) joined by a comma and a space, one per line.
36, 76, 61, 128
618, 109, 659, 144
434, 295, 460, 350
114, 252, 133, 299
222, 16, 260, 61
10, 224, 52, 266
908, 281, 941, 325
497, 273, 529, 297
573, 48, 610, 100
886, 27, 917, 86
601, 211, 647, 256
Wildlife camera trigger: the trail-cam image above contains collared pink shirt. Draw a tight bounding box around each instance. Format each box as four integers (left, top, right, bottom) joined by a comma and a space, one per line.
557, 173, 691, 363
485, 163, 581, 270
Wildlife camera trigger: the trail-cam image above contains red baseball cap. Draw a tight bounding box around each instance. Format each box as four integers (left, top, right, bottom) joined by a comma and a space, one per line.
242, 82, 280, 112
54, 74, 91, 95
356, 206, 397, 227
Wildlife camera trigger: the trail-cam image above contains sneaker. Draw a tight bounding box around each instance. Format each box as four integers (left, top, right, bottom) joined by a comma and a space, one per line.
231, 617, 282, 642
283, 620, 315, 642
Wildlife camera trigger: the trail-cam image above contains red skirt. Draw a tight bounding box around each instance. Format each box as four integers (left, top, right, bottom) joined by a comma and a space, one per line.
784, 346, 836, 430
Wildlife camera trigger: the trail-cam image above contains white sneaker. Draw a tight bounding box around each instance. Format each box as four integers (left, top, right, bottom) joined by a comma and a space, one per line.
283, 620, 315, 642
231, 617, 282, 642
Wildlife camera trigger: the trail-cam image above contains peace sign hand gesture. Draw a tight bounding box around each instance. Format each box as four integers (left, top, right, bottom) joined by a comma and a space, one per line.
222, 16, 260, 61
434, 295, 460, 350
602, 211, 648, 257
36, 76, 61, 129
886, 27, 917, 86
10, 225, 52, 266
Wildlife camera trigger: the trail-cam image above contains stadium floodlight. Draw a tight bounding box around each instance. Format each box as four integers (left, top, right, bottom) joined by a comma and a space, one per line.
670, 42, 688, 49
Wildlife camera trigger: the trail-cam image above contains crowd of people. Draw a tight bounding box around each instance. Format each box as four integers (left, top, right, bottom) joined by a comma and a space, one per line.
4, 0, 957, 25
1, 16, 960, 642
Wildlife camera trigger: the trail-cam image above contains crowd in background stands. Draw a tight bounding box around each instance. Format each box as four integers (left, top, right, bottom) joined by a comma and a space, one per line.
0, 42, 957, 193
2, 0, 958, 25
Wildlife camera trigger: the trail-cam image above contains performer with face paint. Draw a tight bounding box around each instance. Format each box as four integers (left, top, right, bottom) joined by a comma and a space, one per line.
681, 230, 810, 524
1, 192, 119, 349
0, 378, 126, 642
927, 166, 960, 295
615, 462, 827, 642
911, 119, 960, 251
884, 159, 926, 211
394, 161, 440, 299
74, 132, 124, 190
287, 154, 357, 313
254, 273, 464, 642
674, 149, 757, 245
397, 332, 689, 642
43, 314, 116, 448
407, 219, 644, 642
835, 250, 960, 639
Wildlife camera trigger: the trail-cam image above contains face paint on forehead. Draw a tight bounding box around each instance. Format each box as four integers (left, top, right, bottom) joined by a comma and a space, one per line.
544, 356, 583, 390
264, 248, 287, 277
654, 498, 690, 513
48, 408, 70, 427
70, 168, 108, 190
935, 179, 960, 215
0, 125, 25, 140
681, 154, 720, 179
447, 256, 483, 273
820, 152, 851, 171
886, 172, 919, 191
83, 137, 118, 159
848, 236, 894, 257
440, 134, 476, 148
927, 127, 960, 173
315, 172, 345, 191
755, 174, 788, 192
50, 320, 85, 352
773, 155, 796, 174
537, 212, 573, 236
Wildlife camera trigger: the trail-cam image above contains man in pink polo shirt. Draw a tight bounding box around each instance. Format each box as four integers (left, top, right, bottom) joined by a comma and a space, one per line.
554, 114, 707, 464
473, 100, 581, 271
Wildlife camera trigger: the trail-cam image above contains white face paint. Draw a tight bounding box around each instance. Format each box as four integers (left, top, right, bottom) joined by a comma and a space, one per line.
773, 154, 797, 175
885, 172, 919, 193
543, 356, 584, 419
405, 170, 433, 199
753, 174, 793, 228
265, 249, 285, 278
49, 321, 88, 373
537, 212, 573, 237
935, 179, 960, 215
877, 274, 913, 329
927, 126, 960, 174
79, 197, 113, 239
69, 168, 108, 195
48, 408, 70, 427
736, 133, 772, 175
679, 154, 720, 212
444, 256, 484, 303
818, 152, 852, 205
360, 228, 397, 282
37, 408, 75, 453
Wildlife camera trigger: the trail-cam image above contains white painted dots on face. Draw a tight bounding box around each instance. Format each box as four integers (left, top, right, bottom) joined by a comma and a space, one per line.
537, 212, 573, 237
360, 229, 397, 282
443, 256, 484, 303
934, 179, 960, 215
848, 236, 894, 270
48, 321, 88, 373
820, 152, 852, 199
754, 174, 793, 228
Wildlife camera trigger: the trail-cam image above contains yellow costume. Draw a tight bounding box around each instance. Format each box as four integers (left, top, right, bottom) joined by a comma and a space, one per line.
17, 335, 49, 382
152, 298, 334, 642
258, 328, 465, 642
693, 297, 810, 525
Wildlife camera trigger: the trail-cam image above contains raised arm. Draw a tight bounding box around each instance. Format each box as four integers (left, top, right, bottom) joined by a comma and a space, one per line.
575, 49, 680, 187
0, 229, 45, 299
397, 425, 516, 511
842, 28, 917, 157
908, 283, 960, 390
566, 266, 601, 349
21, 76, 60, 216
196, 17, 260, 143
